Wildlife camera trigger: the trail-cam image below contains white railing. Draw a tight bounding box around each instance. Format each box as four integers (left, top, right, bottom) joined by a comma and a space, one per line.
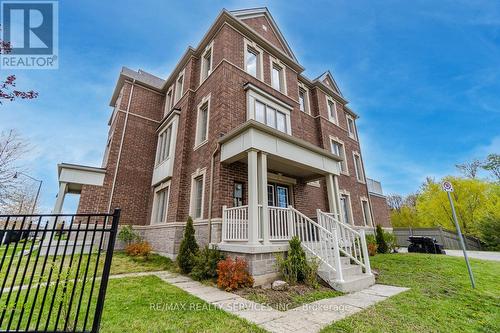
269, 206, 290, 240
317, 210, 371, 275
288, 206, 343, 281
222, 205, 248, 241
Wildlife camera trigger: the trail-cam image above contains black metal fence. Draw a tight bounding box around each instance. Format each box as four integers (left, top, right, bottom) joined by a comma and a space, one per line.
0, 209, 120, 333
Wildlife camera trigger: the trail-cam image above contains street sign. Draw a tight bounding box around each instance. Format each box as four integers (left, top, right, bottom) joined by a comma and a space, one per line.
442, 181, 454, 192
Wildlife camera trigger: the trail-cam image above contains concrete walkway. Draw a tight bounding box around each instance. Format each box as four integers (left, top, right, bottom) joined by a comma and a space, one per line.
152, 271, 409, 333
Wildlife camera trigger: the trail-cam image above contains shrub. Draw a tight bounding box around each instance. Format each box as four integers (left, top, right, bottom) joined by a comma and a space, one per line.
176, 217, 199, 274
383, 231, 398, 253
118, 225, 141, 245
125, 241, 152, 257
216, 257, 254, 291
376, 225, 388, 254
367, 243, 377, 256
191, 245, 225, 281
478, 213, 500, 251
276, 236, 318, 286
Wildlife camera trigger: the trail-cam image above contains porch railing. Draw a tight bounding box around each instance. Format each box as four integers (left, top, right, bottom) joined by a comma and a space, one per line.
221, 205, 248, 241
268, 206, 290, 241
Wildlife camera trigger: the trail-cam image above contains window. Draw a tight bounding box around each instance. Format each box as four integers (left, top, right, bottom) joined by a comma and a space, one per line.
164, 87, 173, 115
361, 199, 372, 226
299, 89, 307, 112
191, 175, 204, 219
272, 64, 284, 92
152, 184, 169, 224
201, 44, 213, 82
248, 90, 291, 134
156, 125, 172, 165
194, 97, 210, 148
353, 152, 365, 182
347, 116, 357, 140
327, 98, 337, 124
330, 138, 348, 173
233, 182, 243, 207
340, 193, 352, 224
175, 72, 184, 103
246, 47, 258, 77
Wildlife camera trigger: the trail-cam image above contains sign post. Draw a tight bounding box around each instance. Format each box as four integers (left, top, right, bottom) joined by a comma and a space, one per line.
442, 181, 476, 288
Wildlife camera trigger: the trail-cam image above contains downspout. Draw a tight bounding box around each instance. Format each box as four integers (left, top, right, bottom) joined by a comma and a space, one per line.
107, 79, 135, 212
207, 143, 220, 244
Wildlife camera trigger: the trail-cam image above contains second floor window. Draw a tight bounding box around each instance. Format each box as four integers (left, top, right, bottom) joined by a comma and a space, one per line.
175, 73, 184, 103
330, 139, 347, 173
353, 152, 365, 182
299, 89, 306, 112
156, 125, 172, 165
195, 100, 209, 147
246, 47, 259, 78
255, 100, 288, 133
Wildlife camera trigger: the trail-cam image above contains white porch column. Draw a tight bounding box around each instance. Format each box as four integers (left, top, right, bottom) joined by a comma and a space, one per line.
52, 182, 68, 214
247, 150, 259, 245
333, 175, 343, 222
257, 152, 269, 244
325, 174, 337, 215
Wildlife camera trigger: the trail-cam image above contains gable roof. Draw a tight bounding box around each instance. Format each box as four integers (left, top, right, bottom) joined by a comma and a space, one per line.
230, 7, 298, 62
314, 70, 343, 97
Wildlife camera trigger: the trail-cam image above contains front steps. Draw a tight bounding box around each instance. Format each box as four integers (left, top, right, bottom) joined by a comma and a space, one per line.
311, 246, 375, 293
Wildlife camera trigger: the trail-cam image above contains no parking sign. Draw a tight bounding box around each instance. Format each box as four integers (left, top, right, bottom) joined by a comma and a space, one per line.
442, 181, 454, 192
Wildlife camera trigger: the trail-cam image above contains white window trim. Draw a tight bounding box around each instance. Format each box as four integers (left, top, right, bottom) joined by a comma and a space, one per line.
189, 168, 207, 220
199, 41, 214, 84
329, 136, 349, 175
326, 95, 339, 125
298, 82, 310, 114
246, 88, 292, 135
174, 69, 185, 104
155, 120, 174, 166
150, 181, 171, 225
244, 38, 264, 80
269, 56, 287, 95
352, 151, 366, 183
360, 196, 373, 227
164, 85, 174, 116
194, 94, 211, 150
346, 114, 357, 141
339, 190, 355, 225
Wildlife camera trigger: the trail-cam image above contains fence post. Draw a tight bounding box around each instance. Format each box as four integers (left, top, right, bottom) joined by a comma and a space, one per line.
287, 206, 295, 238
221, 205, 227, 242
332, 228, 344, 282
359, 229, 372, 275
92, 208, 121, 333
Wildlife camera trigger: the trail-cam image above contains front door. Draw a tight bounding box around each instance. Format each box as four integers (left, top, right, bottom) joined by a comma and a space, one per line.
267, 183, 290, 207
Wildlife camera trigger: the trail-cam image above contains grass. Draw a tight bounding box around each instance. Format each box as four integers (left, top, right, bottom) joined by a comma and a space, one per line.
322, 253, 500, 333
235, 284, 342, 311
0, 250, 172, 288
100, 275, 264, 332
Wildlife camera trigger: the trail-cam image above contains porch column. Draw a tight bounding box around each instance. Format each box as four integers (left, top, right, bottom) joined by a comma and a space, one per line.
257, 152, 269, 244
325, 174, 337, 215
52, 182, 68, 214
247, 150, 259, 245
333, 175, 343, 222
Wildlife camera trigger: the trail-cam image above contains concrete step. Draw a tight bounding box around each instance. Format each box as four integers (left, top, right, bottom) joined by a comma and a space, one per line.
331, 274, 375, 293
319, 264, 362, 280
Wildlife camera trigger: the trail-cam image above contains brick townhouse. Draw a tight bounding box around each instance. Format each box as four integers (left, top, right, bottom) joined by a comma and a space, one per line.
53, 8, 390, 290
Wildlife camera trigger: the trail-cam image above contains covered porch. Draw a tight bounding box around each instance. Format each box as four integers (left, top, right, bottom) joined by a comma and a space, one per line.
218, 120, 344, 251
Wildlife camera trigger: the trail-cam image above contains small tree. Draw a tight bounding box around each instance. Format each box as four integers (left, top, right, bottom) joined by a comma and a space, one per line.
375, 225, 388, 254
177, 217, 199, 273
482, 154, 500, 181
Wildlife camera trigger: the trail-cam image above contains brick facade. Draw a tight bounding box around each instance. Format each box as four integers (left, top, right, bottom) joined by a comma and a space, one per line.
76, 8, 391, 256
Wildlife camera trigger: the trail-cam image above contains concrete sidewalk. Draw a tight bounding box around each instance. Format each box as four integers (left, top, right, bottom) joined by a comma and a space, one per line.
153, 271, 409, 333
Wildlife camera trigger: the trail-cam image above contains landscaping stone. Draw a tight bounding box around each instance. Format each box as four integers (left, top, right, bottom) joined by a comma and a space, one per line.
272, 280, 289, 291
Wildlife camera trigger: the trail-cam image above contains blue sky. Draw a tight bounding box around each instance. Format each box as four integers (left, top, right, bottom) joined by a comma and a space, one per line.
1, 0, 499, 213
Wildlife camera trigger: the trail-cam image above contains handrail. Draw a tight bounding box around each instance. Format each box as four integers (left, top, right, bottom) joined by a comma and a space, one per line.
321, 211, 360, 236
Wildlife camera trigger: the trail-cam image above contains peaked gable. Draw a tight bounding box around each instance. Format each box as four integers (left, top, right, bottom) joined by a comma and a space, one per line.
231, 8, 297, 62
316, 71, 343, 97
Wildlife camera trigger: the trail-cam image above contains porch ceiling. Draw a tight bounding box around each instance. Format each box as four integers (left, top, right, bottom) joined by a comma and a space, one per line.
219, 120, 341, 178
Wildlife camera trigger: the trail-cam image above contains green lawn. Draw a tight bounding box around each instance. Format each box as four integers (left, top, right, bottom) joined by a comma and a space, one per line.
101, 275, 264, 333
323, 253, 500, 333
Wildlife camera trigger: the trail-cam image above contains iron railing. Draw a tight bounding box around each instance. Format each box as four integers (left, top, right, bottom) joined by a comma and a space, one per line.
0, 209, 120, 333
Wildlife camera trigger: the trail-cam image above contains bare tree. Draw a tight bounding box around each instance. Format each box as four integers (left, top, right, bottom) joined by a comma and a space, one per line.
386, 194, 403, 211
0, 185, 39, 214
0, 129, 29, 206
404, 193, 418, 208
456, 159, 481, 179
482, 153, 500, 181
